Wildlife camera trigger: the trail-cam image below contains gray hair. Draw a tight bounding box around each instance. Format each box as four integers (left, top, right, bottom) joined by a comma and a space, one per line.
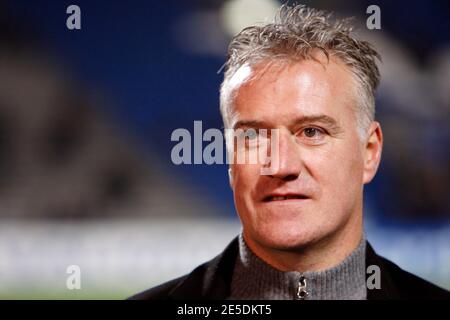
219, 4, 381, 139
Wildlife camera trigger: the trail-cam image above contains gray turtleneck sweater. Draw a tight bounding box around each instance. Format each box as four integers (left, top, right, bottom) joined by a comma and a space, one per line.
228, 233, 367, 300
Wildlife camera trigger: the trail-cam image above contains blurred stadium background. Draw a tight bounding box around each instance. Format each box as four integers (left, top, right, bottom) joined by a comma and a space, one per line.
0, 0, 448, 299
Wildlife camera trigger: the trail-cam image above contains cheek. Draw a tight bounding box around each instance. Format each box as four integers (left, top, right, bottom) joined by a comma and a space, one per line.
305, 142, 364, 194
231, 164, 263, 222
231, 164, 261, 198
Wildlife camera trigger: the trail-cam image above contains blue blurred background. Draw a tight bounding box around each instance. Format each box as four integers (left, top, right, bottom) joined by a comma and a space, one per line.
0, 0, 448, 298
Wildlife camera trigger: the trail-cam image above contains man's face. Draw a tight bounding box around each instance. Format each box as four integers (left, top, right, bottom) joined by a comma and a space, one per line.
229, 55, 377, 252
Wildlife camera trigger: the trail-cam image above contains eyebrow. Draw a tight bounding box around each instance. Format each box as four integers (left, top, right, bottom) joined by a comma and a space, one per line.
233, 114, 340, 130
233, 120, 269, 130
292, 115, 340, 130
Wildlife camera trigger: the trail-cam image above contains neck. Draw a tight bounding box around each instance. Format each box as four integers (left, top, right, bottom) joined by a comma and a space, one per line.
243, 211, 363, 273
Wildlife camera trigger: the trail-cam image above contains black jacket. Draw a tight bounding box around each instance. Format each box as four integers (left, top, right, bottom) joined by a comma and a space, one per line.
130, 237, 450, 300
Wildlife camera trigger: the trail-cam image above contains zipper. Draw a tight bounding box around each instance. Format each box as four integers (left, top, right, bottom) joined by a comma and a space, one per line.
297, 274, 309, 300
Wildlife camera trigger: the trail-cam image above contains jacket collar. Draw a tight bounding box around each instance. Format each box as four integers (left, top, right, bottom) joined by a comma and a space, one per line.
365, 242, 400, 299
169, 237, 238, 300
168, 236, 398, 300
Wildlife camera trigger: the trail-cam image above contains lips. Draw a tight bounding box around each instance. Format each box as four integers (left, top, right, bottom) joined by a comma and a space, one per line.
263, 194, 310, 202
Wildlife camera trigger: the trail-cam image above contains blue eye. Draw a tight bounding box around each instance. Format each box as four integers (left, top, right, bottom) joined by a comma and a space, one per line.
245, 129, 258, 140
303, 127, 323, 138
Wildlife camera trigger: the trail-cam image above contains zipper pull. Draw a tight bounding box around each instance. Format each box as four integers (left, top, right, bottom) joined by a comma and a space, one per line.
297, 274, 309, 300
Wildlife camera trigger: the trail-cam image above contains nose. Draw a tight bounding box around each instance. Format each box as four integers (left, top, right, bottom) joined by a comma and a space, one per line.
267, 129, 302, 181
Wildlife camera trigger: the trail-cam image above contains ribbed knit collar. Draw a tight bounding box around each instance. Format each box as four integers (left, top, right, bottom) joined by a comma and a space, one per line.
229, 233, 367, 300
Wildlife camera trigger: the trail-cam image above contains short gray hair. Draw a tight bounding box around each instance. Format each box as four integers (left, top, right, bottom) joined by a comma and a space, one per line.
219, 4, 381, 139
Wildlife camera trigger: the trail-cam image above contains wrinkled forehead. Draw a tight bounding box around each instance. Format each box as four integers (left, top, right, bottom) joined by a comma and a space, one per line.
228, 57, 357, 128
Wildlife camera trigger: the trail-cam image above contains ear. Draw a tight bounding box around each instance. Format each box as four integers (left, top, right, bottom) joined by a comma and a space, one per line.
363, 121, 383, 184
228, 167, 234, 188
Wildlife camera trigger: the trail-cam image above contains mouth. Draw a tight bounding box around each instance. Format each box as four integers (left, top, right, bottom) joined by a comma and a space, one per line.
263, 194, 310, 202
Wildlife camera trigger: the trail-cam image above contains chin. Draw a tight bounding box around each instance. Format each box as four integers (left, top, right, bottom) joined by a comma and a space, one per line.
252, 219, 322, 251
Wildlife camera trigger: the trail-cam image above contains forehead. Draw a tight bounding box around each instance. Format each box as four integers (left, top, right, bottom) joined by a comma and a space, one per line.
232, 56, 356, 127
